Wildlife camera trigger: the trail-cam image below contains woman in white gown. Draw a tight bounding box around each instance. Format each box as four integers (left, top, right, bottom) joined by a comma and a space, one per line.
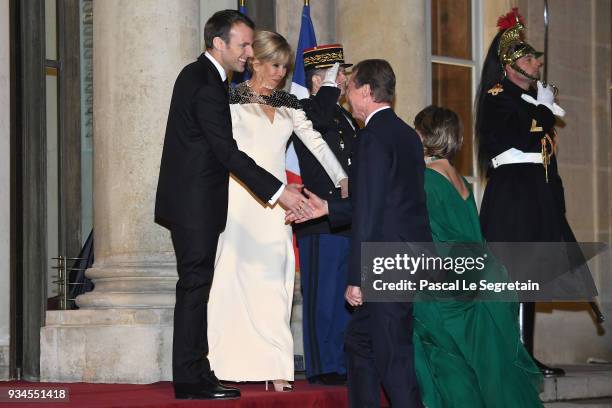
207, 31, 348, 391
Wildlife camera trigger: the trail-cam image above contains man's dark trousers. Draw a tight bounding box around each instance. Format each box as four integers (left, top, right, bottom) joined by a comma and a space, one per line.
170, 226, 219, 382
346, 302, 420, 407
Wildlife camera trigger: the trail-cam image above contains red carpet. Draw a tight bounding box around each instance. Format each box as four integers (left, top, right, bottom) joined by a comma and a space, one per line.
0, 380, 379, 407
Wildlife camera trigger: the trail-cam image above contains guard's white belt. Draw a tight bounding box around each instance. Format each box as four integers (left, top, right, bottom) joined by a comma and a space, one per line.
491, 148, 542, 168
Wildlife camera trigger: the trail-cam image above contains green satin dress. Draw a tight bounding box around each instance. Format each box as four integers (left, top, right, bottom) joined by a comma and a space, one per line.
414, 168, 543, 408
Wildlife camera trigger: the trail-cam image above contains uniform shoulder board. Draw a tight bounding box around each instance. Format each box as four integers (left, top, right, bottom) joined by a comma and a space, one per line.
487, 83, 504, 96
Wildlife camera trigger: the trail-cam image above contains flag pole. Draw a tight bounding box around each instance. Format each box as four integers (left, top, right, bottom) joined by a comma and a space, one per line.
240, 0, 246, 8
304, 0, 309, 6
543, 0, 549, 83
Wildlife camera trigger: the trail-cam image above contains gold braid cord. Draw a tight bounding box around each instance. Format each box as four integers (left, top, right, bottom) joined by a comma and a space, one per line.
541, 132, 556, 183
303, 51, 345, 67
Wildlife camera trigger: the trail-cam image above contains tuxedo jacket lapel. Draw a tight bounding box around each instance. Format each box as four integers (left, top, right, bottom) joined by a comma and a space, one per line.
198, 54, 226, 93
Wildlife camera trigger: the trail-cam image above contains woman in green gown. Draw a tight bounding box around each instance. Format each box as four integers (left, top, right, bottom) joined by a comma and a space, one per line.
412, 106, 543, 407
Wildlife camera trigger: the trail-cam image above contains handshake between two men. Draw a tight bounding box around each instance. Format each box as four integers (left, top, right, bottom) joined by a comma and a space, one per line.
283, 183, 364, 308
284, 187, 330, 224
280, 178, 347, 220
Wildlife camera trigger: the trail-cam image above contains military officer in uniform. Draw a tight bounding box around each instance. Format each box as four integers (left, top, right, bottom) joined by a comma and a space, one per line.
292, 44, 358, 385
475, 9, 568, 377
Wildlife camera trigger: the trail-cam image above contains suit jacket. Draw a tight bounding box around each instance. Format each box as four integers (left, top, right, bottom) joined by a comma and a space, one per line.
155, 54, 282, 231
328, 108, 432, 286
292, 86, 358, 238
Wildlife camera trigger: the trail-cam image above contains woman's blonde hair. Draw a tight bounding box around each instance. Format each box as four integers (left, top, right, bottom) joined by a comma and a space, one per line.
247, 30, 293, 72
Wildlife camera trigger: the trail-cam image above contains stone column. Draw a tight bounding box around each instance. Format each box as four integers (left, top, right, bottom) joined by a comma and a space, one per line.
41, 0, 200, 383
77, 0, 200, 309
337, 0, 427, 124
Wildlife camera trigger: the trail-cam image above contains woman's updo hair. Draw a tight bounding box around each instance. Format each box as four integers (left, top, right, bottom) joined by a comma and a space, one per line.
414, 105, 463, 162
247, 30, 293, 72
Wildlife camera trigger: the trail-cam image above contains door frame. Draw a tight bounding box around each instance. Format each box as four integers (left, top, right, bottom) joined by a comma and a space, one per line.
10, 0, 82, 380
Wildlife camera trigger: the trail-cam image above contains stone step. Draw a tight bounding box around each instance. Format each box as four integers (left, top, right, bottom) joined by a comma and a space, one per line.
544, 398, 612, 407
541, 365, 612, 402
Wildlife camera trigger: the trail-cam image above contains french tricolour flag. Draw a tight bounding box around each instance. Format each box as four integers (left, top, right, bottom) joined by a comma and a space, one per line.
286, 3, 317, 184
287, 3, 317, 269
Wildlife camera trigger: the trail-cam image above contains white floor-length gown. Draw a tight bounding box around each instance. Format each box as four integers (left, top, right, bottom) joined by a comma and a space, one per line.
207, 83, 347, 381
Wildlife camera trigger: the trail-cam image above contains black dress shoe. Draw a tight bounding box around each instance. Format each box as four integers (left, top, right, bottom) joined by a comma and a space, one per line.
534, 358, 565, 377
311, 373, 347, 386
174, 373, 241, 400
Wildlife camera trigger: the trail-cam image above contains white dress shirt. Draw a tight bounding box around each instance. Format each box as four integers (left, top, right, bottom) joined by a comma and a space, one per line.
204, 51, 227, 82
364, 106, 391, 126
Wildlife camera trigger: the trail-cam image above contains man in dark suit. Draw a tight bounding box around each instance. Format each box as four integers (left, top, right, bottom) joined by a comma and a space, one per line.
155, 10, 307, 400
291, 45, 357, 386
287, 59, 431, 407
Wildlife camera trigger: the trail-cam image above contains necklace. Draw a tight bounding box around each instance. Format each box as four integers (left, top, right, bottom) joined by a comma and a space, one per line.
424, 155, 443, 164
244, 80, 269, 104
246, 79, 275, 96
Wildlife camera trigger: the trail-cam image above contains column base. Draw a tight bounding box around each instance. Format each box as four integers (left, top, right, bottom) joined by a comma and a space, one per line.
75, 257, 177, 309
40, 309, 173, 383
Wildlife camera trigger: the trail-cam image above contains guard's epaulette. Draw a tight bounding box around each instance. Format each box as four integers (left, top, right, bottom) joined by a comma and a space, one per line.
487, 83, 504, 96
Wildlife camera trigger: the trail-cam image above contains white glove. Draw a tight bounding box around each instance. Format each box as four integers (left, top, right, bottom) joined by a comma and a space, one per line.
536, 81, 555, 105
551, 102, 565, 117
521, 81, 566, 117
321, 62, 340, 88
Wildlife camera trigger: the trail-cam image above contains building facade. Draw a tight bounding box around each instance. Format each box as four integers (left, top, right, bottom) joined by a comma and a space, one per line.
0, 0, 610, 382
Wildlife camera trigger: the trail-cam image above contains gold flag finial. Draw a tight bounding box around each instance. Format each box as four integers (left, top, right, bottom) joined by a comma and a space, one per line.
305, 0, 310, 6
240, 0, 246, 7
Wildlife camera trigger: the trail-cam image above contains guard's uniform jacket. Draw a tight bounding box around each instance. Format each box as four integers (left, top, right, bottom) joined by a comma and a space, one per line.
292, 86, 358, 237
479, 77, 566, 242
291, 84, 358, 381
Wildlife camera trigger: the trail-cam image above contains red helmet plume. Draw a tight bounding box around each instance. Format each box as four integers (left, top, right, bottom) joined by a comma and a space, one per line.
497, 7, 525, 31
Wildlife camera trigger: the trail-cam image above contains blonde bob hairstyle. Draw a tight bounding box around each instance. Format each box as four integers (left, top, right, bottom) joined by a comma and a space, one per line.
247, 30, 293, 73
414, 105, 463, 162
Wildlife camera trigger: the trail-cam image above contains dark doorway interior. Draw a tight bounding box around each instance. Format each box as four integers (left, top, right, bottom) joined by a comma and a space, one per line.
10, 0, 88, 381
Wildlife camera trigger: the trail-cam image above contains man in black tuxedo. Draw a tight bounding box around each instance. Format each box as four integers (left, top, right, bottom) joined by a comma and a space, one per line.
155, 10, 307, 400
287, 59, 431, 407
